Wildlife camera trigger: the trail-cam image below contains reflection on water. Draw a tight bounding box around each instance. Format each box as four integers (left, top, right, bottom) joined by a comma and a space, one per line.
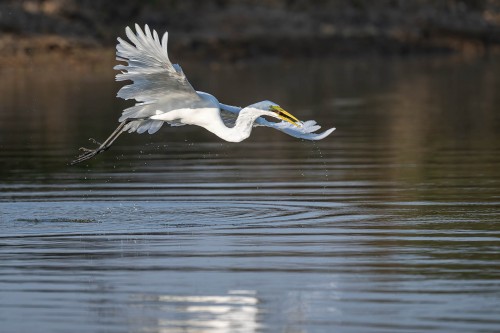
139, 291, 259, 333
1, 56, 500, 333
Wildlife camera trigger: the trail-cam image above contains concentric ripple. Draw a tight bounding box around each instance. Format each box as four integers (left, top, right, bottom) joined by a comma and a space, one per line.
2, 57, 500, 333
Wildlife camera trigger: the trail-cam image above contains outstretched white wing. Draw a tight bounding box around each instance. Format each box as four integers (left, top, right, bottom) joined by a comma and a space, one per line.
114, 24, 201, 133
256, 118, 335, 140
219, 103, 335, 140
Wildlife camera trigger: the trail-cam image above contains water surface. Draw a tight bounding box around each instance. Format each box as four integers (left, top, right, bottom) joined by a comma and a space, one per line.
1, 56, 500, 332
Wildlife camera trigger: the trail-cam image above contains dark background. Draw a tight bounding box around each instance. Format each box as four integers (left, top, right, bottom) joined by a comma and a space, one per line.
1, 0, 500, 64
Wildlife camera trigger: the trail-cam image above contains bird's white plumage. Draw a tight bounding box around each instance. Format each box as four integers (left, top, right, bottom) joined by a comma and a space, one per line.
70, 24, 334, 165
114, 24, 203, 134
219, 102, 335, 140
113, 24, 335, 140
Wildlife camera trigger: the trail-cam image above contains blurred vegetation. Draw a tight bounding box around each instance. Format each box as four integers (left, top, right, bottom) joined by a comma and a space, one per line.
1, 0, 500, 63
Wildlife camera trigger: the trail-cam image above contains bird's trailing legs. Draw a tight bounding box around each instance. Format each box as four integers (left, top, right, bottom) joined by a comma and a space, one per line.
70, 121, 128, 165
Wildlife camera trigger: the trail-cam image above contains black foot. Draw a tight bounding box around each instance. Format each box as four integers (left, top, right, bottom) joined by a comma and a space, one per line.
89, 138, 102, 145
69, 121, 127, 166
71, 140, 107, 165
70, 148, 102, 165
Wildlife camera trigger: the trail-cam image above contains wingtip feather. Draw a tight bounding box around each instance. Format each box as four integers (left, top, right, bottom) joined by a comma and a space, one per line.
310, 127, 336, 140
153, 30, 160, 44
162, 31, 169, 49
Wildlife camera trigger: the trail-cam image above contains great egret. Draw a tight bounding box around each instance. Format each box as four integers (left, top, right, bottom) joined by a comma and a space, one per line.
71, 24, 335, 165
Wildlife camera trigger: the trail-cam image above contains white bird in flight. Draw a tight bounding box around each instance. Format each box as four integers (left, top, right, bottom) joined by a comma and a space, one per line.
71, 24, 335, 165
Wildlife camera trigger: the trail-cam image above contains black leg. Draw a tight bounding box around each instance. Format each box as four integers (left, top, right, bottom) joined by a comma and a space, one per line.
70, 121, 128, 165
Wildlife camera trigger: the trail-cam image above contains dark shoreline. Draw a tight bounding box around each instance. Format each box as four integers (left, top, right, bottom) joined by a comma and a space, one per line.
2, 0, 500, 66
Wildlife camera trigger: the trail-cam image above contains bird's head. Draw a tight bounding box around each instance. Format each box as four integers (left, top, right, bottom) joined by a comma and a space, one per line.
249, 101, 301, 127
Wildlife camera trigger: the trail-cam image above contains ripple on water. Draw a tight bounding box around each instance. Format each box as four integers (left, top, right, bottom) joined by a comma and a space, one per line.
2, 192, 499, 333
2, 58, 500, 333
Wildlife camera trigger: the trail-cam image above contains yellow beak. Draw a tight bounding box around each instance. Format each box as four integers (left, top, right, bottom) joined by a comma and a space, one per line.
270, 106, 301, 127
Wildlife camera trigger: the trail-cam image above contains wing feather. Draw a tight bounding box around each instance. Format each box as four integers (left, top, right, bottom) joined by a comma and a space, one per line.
219, 108, 238, 128
114, 24, 200, 125
256, 118, 336, 140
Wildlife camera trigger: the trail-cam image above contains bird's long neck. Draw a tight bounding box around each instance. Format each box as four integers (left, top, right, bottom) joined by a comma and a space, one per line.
204, 108, 263, 143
